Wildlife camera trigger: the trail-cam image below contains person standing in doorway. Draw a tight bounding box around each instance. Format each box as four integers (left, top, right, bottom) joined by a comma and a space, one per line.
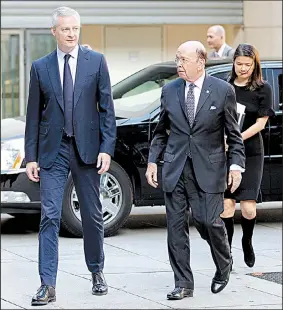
25, 6, 116, 306
207, 25, 235, 59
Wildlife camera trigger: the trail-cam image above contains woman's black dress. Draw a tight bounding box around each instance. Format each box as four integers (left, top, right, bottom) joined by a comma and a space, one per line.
224, 82, 275, 202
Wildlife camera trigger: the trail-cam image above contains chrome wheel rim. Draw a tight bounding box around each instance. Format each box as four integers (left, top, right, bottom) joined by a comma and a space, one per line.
70, 172, 123, 225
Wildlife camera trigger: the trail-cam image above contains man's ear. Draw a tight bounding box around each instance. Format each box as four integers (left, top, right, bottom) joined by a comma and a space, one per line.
199, 58, 205, 67
50, 27, 55, 37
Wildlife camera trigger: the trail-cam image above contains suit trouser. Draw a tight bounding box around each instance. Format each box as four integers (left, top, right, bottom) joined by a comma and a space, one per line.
39, 135, 104, 287
164, 158, 231, 290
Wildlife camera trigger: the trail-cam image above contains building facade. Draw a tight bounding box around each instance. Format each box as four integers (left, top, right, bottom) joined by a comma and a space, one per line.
1, 1, 282, 119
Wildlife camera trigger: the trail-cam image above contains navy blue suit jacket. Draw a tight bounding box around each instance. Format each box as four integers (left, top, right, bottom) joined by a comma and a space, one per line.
25, 45, 116, 169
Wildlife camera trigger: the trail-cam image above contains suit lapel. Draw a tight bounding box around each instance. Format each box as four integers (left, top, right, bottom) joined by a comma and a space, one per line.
74, 46, 90, 108
195, 75, 213, 117
223, 45, 230, 57
177, 78, 187, 119
46, 50, 64, 111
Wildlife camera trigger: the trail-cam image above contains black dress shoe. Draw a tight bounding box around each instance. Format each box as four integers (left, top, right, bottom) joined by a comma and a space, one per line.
167, 287, 194, 300
92, 271, 108, 295
31, 285, 56, 306
211, 263, 232, 294
242, 238, 255, 267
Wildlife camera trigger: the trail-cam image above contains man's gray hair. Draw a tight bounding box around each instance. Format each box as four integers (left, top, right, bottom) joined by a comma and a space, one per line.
52, 7, 81, 27
211, 25, 225, 38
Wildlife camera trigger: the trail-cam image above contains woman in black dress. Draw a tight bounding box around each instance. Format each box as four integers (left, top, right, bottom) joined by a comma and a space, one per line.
221, 44, 274, 268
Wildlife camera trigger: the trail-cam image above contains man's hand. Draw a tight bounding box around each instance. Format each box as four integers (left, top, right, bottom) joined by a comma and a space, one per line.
26, 162, 40, 182
145, 163, 158, 188
97, 153, 111, 174
228, 170, 242, 193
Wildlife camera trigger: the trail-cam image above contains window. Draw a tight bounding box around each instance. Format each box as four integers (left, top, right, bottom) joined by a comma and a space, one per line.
278, 73, 282, 109
122, 80, 164, 98
1, 31, 23, 119
271, 68, 283, 112
118, 72, 177, 99
112, 67, 177, 119
212, 71, 229, 81
25, 31, 57, 102
210, 68, 268, 82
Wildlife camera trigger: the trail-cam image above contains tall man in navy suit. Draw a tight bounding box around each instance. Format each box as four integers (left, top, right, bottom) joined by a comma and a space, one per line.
25, 7, 116, 305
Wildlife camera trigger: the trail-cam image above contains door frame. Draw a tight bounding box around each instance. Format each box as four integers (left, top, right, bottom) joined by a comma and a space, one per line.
1, 29, 25, 117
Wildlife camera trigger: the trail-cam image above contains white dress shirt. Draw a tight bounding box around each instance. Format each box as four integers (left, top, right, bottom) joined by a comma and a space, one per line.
185, 72, 244, 172
216, 43, 227, 57
57, 45, 79, 88
185, 72, 205, 117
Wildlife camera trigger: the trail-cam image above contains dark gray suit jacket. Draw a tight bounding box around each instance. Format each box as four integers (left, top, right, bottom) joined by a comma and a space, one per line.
148, 75, 245, 193
209, 44, 235, 58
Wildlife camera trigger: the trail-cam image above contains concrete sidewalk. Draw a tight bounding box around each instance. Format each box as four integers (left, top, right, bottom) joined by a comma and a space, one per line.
1, 212, 282, 309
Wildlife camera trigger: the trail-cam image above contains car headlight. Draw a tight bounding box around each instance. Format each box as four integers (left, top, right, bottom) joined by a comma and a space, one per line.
1, 137, 25, 170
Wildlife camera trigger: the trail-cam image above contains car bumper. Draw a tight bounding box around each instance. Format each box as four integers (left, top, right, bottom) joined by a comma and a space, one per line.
1, 169, 41, 214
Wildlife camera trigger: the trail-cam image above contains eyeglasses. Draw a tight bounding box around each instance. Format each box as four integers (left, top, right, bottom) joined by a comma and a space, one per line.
174, 57, 199, 65
174, 57, 190, 64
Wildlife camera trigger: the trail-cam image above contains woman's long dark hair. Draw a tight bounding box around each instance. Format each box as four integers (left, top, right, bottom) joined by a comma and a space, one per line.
229, 43, 264, 91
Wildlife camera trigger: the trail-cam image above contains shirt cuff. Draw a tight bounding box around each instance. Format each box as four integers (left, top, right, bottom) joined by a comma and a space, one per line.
230, 164, 245, 173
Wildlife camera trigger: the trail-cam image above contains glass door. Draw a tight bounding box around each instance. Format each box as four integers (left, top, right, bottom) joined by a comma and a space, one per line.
1, 30, 24, 118
25, 30, 57, 100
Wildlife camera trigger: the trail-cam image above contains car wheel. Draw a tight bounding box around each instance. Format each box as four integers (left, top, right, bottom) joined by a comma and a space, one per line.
60, 161, 133, 237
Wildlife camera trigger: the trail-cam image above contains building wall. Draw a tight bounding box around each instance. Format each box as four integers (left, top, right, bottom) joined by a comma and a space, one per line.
81, 25, 103, 53
163, 24, 242, 61
243, 1, 282, 58
1, 0, 281, 118
81, 24, 243, 84
81, 0, 281, 84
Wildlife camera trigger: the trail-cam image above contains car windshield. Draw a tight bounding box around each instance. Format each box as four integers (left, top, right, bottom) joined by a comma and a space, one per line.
112, 65, 177, 119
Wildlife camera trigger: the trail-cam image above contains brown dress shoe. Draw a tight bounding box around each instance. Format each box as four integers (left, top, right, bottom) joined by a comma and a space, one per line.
31, 285, 56, 306
92, 271, 108, 295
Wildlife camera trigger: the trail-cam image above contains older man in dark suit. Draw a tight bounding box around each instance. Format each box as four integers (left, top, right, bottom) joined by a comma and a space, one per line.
146, 41, 245, 300
25, 6, 116, 306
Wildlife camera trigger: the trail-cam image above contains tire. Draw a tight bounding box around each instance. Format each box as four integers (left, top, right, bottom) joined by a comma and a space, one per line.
60, 160, 133, 238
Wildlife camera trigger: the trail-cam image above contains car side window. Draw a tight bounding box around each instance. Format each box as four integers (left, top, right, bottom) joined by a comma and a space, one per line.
122, 80, 160, 98
122, 74, 177, 98
277, 73, 282, 111
271, 68, 282, 112
113, 71, 178, 119
211, 68, 267, 82
212, 71, 230, 81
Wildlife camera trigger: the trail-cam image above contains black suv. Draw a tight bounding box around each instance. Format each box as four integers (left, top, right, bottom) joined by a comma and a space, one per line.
1, 59, 282, 237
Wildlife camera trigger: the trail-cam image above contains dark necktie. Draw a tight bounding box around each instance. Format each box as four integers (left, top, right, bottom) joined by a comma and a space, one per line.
63, 54, 74, 136
186, 83, 196, 128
